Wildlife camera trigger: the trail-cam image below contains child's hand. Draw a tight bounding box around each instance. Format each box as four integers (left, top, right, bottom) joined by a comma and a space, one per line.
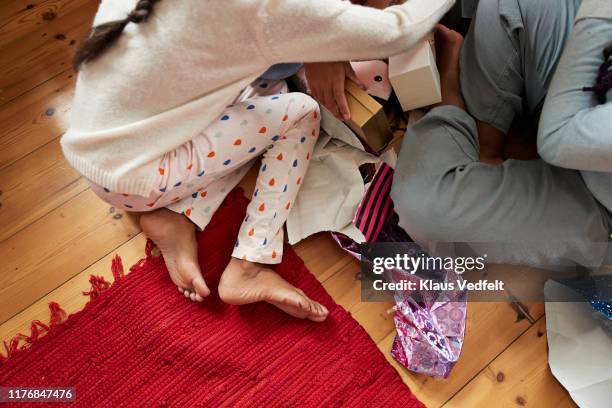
304, 61, 364, 121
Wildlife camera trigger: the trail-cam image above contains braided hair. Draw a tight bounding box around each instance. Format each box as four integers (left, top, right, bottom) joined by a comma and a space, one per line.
72, 0, 161, 70
583, 43, 612, 104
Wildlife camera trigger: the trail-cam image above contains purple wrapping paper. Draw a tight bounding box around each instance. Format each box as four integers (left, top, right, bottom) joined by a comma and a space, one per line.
388, 267, 467, 378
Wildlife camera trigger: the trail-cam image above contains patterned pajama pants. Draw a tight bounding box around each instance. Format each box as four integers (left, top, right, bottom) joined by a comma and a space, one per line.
91, 79, 320, 264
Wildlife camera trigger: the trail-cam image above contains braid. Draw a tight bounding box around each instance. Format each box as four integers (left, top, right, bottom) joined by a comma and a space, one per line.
72, 0, 161, 71
583, 43, 612, 104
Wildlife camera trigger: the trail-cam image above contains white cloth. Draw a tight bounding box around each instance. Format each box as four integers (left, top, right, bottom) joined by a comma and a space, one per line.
286, 108, 373, 244
286, 107, 397, 244
61, 0, 455, 196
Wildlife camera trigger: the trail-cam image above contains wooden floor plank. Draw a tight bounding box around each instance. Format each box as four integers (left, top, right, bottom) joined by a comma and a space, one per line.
0, 0, 90, 49
295, 234, 355, 282
0, 1, 95, 104
0, 69, 75, 170
350, 300, 395, 343
321, 259, 362, 310
0, 138, 88, 241
0, 233, 147, 345
0, 188, 140, 324
444, 318, 576, 408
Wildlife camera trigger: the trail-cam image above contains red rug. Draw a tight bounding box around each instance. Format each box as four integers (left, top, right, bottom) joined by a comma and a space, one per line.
0, 189, 423, 407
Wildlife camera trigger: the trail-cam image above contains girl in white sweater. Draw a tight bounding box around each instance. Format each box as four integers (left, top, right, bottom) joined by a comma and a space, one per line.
64, 0, 454, 321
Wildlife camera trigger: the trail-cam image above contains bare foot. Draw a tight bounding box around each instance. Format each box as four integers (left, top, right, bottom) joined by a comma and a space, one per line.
433, 24, 466, 111
140, 209, 210, 301
218, 258, 329, 322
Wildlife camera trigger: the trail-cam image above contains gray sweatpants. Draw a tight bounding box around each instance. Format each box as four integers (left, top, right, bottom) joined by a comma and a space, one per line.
391, 0, 612, 266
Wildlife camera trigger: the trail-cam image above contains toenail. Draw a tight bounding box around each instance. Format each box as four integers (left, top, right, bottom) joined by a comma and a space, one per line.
178, 287, 184, 293
184, 291, 191, 298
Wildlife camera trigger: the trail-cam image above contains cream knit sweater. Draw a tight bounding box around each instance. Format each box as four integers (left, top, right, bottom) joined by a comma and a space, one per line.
62, 0, 454, 196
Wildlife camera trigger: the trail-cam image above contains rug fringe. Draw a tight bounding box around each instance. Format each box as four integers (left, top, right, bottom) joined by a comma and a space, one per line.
111, 255, 125, 281
0, 302, 68, 368
1, 253, 128, 367
83, 254, 126, 300
49, 302, 67, 327
82, 275, 112, 300
145, 238, 155, 259
130, 239, 159, 274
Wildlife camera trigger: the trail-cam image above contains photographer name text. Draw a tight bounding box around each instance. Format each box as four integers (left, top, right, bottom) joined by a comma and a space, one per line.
372, 279, 505, 291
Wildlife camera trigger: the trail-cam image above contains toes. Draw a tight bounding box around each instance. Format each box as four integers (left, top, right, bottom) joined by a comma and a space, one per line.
178, 287, 200, 302
308, 301, 329, 322
178, 286, 205, 302
185, 290, 203, 302
313, 302, 325, 315
308, 314, 328, 323
320, 303, 329, 315
192, 276, 211, 298
294, 292, 329, 322
308, 302, 328, 322
294, 289, 327, 316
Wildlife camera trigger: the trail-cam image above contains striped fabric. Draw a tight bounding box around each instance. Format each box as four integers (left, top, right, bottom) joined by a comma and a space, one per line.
353, 162, 395, 242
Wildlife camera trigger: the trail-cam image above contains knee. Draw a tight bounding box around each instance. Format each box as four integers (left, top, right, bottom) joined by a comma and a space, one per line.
293, 92, 321, 130
290, 92, 320, 113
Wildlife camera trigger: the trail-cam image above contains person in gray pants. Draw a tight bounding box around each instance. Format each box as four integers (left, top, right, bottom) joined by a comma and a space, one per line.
391, 0, 612, 267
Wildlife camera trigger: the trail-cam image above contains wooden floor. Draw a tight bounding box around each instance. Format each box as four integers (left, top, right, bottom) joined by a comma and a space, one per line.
0, 2, 576, 407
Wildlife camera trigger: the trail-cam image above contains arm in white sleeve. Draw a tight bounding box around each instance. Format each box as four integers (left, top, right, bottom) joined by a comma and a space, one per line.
255, 0, 455, 64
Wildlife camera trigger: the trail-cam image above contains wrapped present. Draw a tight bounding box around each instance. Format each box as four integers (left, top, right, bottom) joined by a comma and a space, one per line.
344, 79, 393, 152
389, 264, 467, 379
389, 38, 442, 111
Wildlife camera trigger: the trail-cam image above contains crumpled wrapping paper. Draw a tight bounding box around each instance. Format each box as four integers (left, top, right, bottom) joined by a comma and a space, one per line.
286, 107, 376, 245
388, 264, 467, 378
333, 229, 468, 378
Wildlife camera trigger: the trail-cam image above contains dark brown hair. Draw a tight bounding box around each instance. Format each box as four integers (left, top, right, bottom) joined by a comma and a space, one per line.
584, 43, 612, 104
72, 0, 161, 71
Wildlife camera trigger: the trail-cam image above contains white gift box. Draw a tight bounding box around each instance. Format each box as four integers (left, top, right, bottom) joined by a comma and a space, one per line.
389, 39, 441, 111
